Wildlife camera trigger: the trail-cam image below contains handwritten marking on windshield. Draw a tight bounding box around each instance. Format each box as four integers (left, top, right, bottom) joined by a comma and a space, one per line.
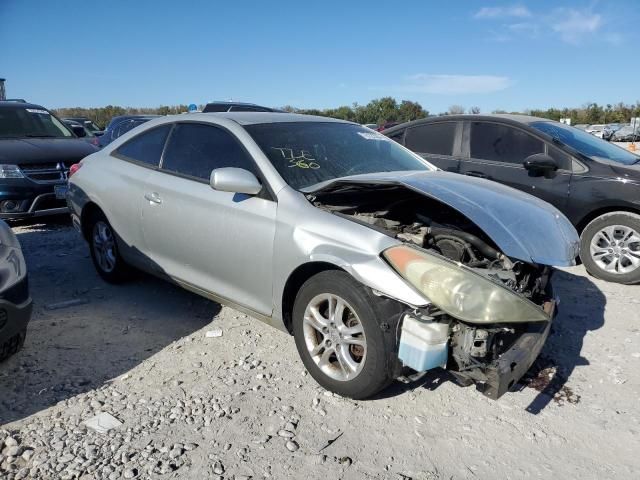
272, 147, 320, 169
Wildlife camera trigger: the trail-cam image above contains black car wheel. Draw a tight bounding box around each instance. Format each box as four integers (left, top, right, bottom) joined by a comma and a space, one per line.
581, 212, 640, 284
292, 270, 402, 399
88, 211, 131, 283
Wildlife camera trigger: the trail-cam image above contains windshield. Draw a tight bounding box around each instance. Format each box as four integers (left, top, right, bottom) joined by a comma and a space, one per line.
531, 121, 639, 165
0, 106, 73, 139
245, 122, 433, 189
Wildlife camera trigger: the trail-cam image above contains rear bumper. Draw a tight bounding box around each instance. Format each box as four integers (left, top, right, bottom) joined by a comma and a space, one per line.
478, 299, 556, 399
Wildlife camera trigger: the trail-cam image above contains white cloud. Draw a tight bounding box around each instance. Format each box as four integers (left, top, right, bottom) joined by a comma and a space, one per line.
400, 74, 512, 95
551, 9, 602, 44
474, 5, 531, 19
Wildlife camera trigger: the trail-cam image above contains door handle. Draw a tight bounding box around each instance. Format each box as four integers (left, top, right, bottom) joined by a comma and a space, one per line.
465, 171, 488, 179
144, 192, 162, 204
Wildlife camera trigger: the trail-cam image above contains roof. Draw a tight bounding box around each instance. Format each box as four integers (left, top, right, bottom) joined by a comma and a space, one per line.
196, 112, 349, 126
0, 101, 46, 109
383, 113, 555, 135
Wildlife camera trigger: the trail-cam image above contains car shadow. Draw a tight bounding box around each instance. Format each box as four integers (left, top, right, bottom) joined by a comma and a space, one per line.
373, 269, 606, 411
0, 221, 220, 426
520, 269, 606, 413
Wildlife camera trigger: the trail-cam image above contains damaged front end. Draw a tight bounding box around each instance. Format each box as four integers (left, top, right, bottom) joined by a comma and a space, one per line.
309, 180, 563, 399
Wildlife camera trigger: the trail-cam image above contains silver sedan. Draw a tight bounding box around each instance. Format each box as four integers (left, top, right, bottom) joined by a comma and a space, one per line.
68, 113, 579, 399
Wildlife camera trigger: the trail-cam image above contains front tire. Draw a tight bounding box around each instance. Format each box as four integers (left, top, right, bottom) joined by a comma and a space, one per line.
580, 212, 640, 284
292, 271, 402, 399
87, 211, 131, 283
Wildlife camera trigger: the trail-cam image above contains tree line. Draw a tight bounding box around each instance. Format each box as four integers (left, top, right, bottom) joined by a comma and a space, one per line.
53, 98, 640, 129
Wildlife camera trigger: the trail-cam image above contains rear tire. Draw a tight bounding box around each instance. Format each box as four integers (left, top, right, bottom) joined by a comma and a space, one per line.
87, 211, 131, 283
580, 212, 640, 284
292, 270, 402, 399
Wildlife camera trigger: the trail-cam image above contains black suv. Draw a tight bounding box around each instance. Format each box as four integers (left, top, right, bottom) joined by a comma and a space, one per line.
385, 114, 640, 284
0, 102, 97, 219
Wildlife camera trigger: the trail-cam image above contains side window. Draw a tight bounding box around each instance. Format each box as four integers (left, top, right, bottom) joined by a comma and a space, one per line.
546, 144, 572, 170
161, 123, 256, 180
405, 122, 456, 156
470, 122, 543, 163
386, 129, 405, 144
115, 124, 172, 166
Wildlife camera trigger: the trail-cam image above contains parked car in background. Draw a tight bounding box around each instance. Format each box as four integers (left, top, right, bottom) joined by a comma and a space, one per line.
602, 123, 622, 141
0, 101, 97, 219
68, 112, 578, 400
63, 119, 96, 139
573, 124, 589, 131
0, 219, 31, 361
202, 101, 278, 113
97, 116, 158, 148
611, 125, 639, 142
63, 117, 104, 136
376, 121, 399, 132
384, 115, 640, 284
585, 124, 606, 138
362, 123, 378, 129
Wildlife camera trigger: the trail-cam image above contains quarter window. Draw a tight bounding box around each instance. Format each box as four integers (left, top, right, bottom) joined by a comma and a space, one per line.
161, 123, 256, 180
115, 125, 172, 166
470, 122, 543, 163
405, 123, 456, 156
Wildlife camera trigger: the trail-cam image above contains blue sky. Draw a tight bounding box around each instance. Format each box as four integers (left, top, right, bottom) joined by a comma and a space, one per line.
1, 0, 638, 113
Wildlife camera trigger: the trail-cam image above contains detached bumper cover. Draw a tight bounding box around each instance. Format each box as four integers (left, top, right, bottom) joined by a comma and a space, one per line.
0, 296, 33, 362
478, 300, 556, 399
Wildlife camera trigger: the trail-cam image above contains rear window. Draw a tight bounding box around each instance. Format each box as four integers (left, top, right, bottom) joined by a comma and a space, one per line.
405, 122, 456, 156
115, 125, 172, 166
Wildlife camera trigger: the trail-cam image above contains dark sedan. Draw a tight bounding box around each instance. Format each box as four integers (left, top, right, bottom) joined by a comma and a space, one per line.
97, 115, 159, 149
384, 114, 640, 284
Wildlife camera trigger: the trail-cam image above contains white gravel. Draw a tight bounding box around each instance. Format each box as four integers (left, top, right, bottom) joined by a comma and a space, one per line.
0, 219, 638, 479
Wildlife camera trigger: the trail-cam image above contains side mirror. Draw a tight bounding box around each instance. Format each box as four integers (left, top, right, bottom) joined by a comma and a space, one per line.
523, 153, 558, 174
210, 167, 262, 195
70, 125, 87, 137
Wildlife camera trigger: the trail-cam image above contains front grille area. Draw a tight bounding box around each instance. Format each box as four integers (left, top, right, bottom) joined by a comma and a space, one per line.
19, 162, 69, 183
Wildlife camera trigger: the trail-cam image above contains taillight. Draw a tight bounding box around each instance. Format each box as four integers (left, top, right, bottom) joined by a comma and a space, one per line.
69, 163, 82, 178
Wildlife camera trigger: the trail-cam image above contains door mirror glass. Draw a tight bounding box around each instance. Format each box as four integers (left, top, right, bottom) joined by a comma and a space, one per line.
210, 167, 262, 195
523, 153, 558, 175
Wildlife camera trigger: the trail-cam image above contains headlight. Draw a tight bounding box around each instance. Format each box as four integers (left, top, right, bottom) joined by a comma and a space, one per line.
0, 165, 24, 179
383, 245, 549, 324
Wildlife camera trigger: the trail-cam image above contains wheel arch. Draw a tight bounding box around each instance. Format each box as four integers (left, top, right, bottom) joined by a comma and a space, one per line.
80, 201, 106, 241
281, 261, 344, 334
576, 205, 640, 234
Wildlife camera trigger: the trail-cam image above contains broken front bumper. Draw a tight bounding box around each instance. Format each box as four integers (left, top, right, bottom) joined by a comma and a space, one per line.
477, 299, 556, 399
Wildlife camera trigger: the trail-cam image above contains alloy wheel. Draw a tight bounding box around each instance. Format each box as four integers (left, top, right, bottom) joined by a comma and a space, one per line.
92, 221, 117, 273
302, 293, 367, 382
590, 224, 640, 274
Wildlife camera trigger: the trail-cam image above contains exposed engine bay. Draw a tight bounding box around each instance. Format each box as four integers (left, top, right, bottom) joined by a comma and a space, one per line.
310, 183, 555, 397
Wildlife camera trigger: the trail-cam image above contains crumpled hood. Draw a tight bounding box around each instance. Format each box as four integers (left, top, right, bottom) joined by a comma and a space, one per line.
310, 170, 580, 266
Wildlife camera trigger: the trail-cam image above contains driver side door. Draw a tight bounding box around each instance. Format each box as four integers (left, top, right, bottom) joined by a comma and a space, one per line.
459, 121, 571, 210
141, 122, 277, 316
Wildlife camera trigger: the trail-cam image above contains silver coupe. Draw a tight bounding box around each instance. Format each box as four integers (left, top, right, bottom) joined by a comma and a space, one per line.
68, 113, 579, 399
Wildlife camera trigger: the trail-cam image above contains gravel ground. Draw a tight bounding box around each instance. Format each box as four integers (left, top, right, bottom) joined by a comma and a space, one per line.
0, 219, 639, 479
